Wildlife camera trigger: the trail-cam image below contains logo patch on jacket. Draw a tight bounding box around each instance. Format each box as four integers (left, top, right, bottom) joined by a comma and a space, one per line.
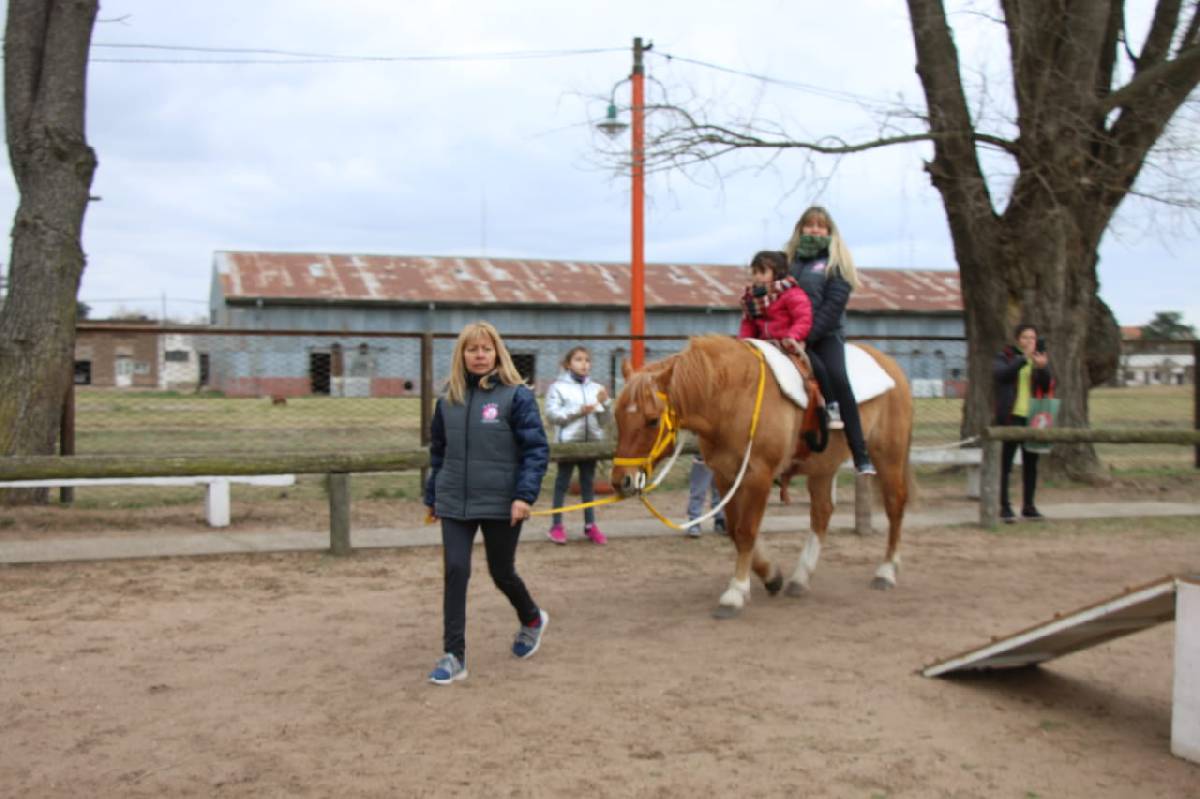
480, 403, 500, 423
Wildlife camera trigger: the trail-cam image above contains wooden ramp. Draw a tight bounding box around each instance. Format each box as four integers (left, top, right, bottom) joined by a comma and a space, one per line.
921, 574, 1199, 764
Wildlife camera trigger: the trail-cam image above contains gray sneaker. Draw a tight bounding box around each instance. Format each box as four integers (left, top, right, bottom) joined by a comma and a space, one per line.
826, 402, 844, 430
512, 610, 548, 658
685, 522, 701, 538
428, 652, 467, 685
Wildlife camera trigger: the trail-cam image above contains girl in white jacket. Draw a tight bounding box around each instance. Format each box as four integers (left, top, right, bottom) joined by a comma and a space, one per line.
543, 346, 611, 544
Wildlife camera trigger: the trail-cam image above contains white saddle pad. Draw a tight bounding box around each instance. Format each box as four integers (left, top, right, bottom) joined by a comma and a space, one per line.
745, 339, 809, 408
745, 339, 895, 408
845, 342, 895, 402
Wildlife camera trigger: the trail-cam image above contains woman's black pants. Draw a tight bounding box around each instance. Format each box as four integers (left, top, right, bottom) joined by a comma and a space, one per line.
999, 415, 1040, 510
808, 334, 869, 463
440, 517, 539, 663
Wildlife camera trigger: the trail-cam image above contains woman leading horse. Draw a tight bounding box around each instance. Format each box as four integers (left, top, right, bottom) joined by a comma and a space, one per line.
611, 335, 914, 619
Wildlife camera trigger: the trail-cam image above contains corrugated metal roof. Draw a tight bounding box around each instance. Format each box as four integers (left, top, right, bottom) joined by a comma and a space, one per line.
215, 251, 962, 313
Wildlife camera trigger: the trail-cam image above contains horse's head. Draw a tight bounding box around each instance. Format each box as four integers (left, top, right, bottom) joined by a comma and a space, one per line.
610, 357, 677, 498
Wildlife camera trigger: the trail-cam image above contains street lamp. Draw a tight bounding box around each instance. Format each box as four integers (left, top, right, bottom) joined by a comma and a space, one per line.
597, 37, 649, 369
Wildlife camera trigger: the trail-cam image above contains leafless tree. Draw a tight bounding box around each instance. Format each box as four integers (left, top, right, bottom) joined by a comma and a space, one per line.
602, 1, 1200, 480
0, 0, 99, 503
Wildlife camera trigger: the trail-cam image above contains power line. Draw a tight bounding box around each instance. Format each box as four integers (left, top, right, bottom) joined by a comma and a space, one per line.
650, 50, 900, 111
85, 38, 901, 110
90, 42, 625, 65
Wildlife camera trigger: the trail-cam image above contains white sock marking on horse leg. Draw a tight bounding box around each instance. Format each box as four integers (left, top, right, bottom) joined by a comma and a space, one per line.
789, 532, 822, 589
874, 561, 898, 586
719, 577, 752, 609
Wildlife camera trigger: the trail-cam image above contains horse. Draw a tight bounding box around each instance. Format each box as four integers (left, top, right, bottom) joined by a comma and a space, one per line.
611, 335, 914, 619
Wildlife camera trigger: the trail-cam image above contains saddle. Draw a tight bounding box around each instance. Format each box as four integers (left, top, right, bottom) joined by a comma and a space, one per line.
768, 341, 828, 461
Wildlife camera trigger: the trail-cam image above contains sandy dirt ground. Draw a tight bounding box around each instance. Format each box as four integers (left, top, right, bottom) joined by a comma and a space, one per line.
1, 490, 1198, 797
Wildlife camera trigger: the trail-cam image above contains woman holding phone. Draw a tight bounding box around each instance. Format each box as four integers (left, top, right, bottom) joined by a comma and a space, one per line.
992, 324, 1054, 523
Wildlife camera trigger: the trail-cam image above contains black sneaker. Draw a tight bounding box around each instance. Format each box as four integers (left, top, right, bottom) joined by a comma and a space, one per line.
1021, 506, 1045, 521
1000, 505, 1018, 524
714, 517, 727, 534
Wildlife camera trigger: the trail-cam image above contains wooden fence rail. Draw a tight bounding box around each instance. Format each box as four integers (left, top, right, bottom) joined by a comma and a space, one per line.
979, 427, 1200, 528
0, 441, 624, 555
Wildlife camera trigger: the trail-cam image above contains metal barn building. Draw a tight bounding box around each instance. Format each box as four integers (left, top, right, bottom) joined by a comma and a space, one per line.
207, 251, 965, 397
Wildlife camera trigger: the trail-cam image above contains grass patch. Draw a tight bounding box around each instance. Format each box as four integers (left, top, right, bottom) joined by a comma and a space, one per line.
988, 515, 1198, 540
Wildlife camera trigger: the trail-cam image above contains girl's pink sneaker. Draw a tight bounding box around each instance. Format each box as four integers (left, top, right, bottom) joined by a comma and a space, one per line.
547, 524, 567, 544
584, 524, 607, 545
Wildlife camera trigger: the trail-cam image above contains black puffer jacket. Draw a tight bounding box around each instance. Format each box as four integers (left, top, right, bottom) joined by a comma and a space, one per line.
993, 346, 1054, 424
790, 252, 851, 342
424, 373, 549, 519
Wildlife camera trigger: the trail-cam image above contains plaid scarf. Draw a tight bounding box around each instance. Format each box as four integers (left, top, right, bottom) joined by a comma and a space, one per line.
742, 275, 799, 318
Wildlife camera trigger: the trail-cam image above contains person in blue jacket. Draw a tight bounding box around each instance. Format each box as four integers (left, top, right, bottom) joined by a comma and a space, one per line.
786, 205, 875, 475
424, 320, 550, 685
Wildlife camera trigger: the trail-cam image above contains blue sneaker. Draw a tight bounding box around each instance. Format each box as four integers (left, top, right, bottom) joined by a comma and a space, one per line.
512, 610, 548, 658
428, 652, 467, 685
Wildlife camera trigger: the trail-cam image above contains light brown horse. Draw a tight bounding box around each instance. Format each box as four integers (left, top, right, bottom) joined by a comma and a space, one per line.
611, 335, 914, 618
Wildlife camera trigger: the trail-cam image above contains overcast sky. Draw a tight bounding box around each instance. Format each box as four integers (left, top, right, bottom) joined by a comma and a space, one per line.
0, 0, 1195, 329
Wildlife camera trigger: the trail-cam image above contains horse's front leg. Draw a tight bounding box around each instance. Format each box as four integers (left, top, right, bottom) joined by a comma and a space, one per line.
713, 472, 774, 619
785, 470, 834, 596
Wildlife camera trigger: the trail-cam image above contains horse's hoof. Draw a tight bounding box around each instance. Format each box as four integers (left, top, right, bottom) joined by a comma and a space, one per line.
712, 604, 742, 620
765, 574, 784, 596
784, 580, 809, 598
869, 576, 896, 591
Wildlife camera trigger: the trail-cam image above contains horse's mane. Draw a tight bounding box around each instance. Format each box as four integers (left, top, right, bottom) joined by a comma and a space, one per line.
669, 336, 729, 421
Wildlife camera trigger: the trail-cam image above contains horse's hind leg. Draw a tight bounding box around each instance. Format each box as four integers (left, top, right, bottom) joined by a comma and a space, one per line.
870, 457, 909, 590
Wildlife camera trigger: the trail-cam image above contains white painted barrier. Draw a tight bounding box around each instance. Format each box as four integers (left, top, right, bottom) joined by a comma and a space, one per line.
922, 574, 1199, 765
832, 446, 1009, 506
0, 475, 297, 527
1173, 577, 1200, 763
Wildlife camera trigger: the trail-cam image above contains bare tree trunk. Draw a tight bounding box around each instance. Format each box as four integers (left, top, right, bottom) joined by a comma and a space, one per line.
909, 0, 1200, 482
0, 0, 98, 504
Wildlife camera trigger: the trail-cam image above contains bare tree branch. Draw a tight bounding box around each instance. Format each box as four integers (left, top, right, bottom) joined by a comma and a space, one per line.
1100, 41, 1200, 112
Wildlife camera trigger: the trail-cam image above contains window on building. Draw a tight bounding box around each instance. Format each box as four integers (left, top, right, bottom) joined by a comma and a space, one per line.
198, 353, 210, 386
165, 350, 190, 363
74, 360, 92, 385
511, 353, 536, 385
310, 352, 332, 395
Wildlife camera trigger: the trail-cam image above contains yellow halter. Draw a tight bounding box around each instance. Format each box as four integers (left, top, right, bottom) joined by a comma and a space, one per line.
611, 391, 679, 476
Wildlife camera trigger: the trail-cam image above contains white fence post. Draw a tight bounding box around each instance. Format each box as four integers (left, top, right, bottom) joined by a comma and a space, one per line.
1172, 576, 1200, 764
205, 478, 231, 527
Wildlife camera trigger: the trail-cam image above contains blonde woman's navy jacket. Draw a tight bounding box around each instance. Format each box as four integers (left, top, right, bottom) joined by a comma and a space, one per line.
790, 253, 851, 341
424, 373, 549, 520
